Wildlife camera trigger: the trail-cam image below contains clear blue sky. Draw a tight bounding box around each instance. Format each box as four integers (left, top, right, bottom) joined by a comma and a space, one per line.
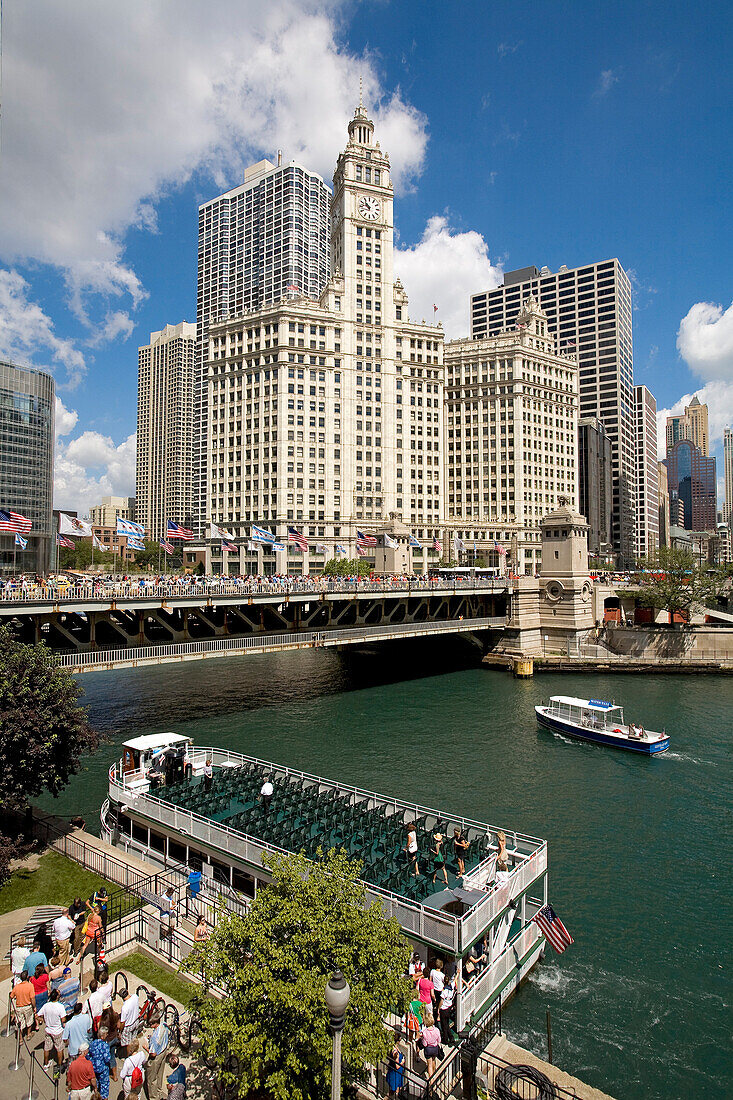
1, 0, 731, 509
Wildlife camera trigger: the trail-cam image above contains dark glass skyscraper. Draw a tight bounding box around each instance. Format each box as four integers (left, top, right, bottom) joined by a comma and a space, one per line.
665, 439, 716, 532
0, 359, 55, 575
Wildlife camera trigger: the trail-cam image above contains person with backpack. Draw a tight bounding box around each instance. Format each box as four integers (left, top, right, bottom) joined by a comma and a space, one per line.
121, 1039, 147, 1096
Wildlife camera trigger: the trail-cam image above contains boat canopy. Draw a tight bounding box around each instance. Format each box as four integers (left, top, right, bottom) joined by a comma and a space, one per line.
549, 696, 622, 714
122, 733, 191, 752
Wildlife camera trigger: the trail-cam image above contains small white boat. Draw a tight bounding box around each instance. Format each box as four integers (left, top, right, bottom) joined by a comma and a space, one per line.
535, 696, 670, 755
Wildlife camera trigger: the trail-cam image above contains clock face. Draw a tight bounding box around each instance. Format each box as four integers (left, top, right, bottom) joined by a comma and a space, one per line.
358, 195, 381, 221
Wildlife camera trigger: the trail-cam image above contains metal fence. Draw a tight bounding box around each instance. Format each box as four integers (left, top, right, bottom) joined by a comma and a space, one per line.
1, 576, 512, 605
53, 616, 506, 670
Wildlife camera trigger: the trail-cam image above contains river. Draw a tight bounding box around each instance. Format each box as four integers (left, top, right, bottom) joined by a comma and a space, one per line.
37, 639, 732, 1099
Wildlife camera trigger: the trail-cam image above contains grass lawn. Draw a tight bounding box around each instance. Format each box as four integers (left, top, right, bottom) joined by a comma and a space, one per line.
0, 850, 119, 916
109, 949, 196, 1007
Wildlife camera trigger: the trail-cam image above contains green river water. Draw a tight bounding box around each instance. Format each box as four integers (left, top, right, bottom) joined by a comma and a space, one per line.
36, 639, 732, 1099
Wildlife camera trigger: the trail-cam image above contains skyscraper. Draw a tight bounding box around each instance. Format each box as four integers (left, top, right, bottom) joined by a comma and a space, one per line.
634, 385, 659, 558
723, 427, 733, 523
0, 359, 55, 575
137, 322, 196, 540
203, 102, 444, 575
470, 259, 635, 563
665, 439, 716, 531
444, 297, 578, 575
195, 158, 332, 533
578, 417, 613, 558
666, 395, 709, 456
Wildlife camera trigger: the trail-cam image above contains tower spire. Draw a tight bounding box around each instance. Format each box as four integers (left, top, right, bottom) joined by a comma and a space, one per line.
359, 74, 363, 109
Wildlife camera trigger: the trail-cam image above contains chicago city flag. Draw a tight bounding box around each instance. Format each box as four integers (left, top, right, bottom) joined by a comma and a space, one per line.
14, 533, 28, 549
408, 534, 421, 549
250, 523, 276, 544
117, 517, 145, 539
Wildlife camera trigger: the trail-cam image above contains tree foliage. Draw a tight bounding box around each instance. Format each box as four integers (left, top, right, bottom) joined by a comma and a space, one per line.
0, 626, 100, 811
322, 557, 372, 577
633, 546, 726, 618
185, 847, 412, 1099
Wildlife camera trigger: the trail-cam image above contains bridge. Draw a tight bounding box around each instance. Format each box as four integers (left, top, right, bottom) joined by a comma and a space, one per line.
0, 578, 511, 673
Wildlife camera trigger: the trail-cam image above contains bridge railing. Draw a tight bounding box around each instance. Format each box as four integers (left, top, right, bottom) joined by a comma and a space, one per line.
0, 576, 512, 605
53, 617, 507, 668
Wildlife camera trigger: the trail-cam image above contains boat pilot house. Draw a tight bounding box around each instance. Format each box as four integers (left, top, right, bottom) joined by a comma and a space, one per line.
106, 735, 549, 1030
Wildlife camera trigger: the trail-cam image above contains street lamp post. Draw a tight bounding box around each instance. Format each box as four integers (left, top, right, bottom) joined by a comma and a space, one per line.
325, 969, 351, 1100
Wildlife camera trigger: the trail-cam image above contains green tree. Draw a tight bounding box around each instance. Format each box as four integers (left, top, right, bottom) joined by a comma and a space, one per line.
634, 546, 726, 620
0, 627, 100, 882
185, 848, 411, 1099
58, 542, 115, 571
323, 557, 371, 577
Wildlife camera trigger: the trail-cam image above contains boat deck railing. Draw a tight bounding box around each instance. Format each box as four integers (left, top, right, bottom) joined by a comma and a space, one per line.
109, 746, 546, 954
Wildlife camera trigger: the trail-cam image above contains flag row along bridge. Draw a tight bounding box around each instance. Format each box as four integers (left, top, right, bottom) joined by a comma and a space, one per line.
0, 506, 614, 673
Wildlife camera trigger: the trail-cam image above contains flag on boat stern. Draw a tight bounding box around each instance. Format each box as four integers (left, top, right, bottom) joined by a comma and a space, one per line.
531, 903, 574, 953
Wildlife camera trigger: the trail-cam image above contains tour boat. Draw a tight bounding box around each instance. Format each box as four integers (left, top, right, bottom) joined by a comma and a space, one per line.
535, 696, 670, 754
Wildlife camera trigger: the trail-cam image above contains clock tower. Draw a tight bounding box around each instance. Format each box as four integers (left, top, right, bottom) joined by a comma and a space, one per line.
331, 99, 395, 323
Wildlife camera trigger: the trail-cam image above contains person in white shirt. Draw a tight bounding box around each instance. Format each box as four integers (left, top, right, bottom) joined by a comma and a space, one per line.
119, 989, 140, 1054
10, 936, 29, 984
495, 860, 511, 887
120, 1039, 147, 1097
260, 777, 274, 812
38, 990, 67, 1069
86, 978, 106, 1027
53, 910, 76, 965
438, 977, 456, 1045
429, 958, 445, 994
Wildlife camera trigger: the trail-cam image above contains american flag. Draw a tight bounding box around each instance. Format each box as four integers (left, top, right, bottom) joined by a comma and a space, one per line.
221, 539, 238, 553
167, 521, 195, 541
0, 510, 31, 534
160, 538, 174, 555
57, 534, 75, 549
530, 903, 574, 954
356, 545, 368, 557
494, 540, 507, 557
288, 526, 309, 552
357, 529, 377, 546
433, 537, 441, 551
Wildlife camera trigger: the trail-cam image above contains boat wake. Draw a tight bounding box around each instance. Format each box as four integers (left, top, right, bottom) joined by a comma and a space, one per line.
664, 750, 711, 765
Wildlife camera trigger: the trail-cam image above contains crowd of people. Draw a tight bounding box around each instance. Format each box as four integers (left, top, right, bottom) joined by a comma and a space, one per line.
8, 884, 189, 1100
2, 570, 503, 601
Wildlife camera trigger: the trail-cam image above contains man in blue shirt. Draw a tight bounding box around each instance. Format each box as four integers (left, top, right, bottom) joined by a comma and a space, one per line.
23, 943, 48, 977
63, 1002, 92, 1057
166, 1053, 187, 1094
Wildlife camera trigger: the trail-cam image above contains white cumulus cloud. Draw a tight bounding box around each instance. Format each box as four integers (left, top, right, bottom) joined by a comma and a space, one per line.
1, 0, 427, 336
677, 300, 733, 381
54, 402, 136, 516
394, 216, 503, 339
0, 270, 86, 384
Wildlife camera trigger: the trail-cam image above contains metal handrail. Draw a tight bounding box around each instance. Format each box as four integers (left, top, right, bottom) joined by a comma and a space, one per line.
0, 577, 512, 605
58, 616, 506, 669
